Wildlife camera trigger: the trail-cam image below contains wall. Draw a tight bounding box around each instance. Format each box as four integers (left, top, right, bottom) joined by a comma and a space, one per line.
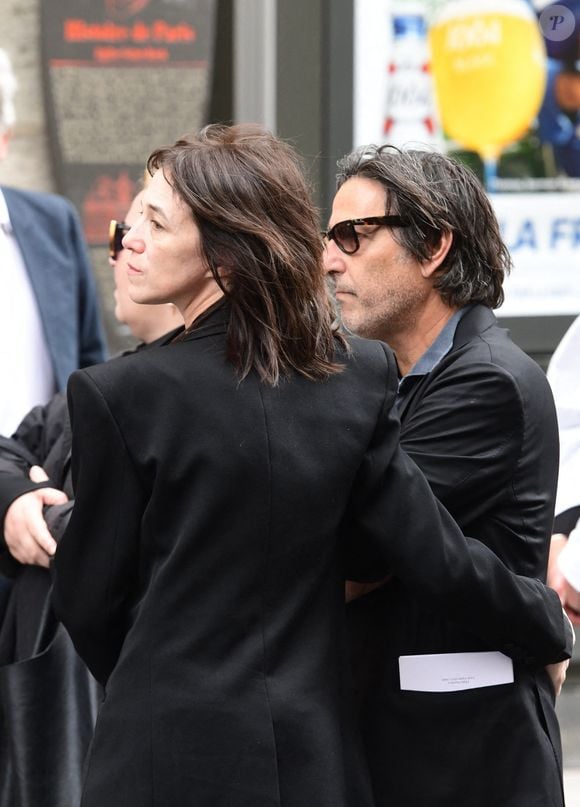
0, 0, 55, 192
0, 0, 131, 352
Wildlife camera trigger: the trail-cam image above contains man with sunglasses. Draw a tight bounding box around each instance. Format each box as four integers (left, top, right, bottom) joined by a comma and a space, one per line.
324, 146, 567, 807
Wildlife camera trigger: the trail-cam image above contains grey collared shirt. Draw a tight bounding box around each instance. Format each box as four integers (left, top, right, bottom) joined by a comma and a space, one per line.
396, 308, 468, 409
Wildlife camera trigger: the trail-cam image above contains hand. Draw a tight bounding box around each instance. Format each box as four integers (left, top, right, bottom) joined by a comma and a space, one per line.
4, 469, 68, 567
547, 534, 568, 604
546, 658, 570, 698
561, 579, 580, 626
543, 607, 574, 697
548, 534, 580, 625
29, 464, 50, 484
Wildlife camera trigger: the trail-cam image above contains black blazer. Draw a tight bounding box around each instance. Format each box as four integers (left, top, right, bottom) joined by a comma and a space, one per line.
53, 304, 570, 807
348, 305, 566, 807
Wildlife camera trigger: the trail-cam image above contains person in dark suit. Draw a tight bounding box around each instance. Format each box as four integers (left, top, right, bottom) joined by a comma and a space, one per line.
0, 45, 107, 615
52, 125, 571, 807
324, 145, 568, 806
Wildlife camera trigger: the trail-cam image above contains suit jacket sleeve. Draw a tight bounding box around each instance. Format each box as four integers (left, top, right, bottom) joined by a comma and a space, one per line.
52, 370, 145, 685
400, 360, 533, 525
0, 393, 71, 516
345, 345, 572, 666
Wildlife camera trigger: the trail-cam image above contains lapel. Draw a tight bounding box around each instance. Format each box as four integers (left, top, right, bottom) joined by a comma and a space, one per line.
4, 187, 51, 291
2, 186, 76, 342
397, 305, 498, 423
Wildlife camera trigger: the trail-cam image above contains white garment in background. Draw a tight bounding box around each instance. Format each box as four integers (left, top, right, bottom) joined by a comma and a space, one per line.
547, 315, 580, 519
0, 190, 55, 435
559, 520, 580, 590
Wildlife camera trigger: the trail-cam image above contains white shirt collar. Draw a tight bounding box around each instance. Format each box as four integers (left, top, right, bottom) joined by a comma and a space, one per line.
0, 188, 12, 231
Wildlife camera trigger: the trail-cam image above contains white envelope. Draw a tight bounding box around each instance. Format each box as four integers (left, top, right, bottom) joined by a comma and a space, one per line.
399, 651, 514, 692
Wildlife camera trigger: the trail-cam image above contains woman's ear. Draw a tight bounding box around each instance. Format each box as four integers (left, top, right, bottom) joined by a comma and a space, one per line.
205, 264, 231, 295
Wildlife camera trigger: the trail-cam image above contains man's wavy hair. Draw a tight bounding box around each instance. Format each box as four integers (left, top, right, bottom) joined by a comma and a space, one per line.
148, 124, 344, 385
336, 145, 511, 309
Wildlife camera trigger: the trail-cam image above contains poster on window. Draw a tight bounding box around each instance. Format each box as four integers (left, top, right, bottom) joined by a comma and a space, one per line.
41, 0, 217, 247
353, 0, 580, 316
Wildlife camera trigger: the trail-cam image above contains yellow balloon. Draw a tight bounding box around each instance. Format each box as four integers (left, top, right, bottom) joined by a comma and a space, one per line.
429, 0, 547, 160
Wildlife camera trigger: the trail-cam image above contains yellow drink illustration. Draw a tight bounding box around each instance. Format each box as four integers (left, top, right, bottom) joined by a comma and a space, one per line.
429, 0, 547, 162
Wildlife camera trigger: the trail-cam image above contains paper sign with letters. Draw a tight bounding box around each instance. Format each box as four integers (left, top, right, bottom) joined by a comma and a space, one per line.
399, 651, 514, 692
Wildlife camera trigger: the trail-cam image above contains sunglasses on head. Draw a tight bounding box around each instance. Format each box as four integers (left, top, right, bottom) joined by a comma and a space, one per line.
322, 215, 409, 255
109, 219, 130, 260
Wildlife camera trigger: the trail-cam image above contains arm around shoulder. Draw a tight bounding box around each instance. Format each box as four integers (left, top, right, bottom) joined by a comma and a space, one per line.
343, 374, 571, 667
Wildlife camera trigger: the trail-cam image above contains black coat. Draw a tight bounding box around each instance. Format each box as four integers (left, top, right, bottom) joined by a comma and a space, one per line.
0, 335, 174, 807
53, 304, 571, 807
0, 392, 100, 807
348, 305, 566, 807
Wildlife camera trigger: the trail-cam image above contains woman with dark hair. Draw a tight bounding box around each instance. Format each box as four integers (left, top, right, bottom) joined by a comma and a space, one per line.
52, 125, 571, 807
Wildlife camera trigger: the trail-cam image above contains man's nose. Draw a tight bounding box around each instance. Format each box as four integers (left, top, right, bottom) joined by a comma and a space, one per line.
322, 240, 345, 275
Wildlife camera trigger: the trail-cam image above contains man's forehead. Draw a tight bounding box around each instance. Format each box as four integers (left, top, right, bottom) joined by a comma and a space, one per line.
329, 177, 387, 223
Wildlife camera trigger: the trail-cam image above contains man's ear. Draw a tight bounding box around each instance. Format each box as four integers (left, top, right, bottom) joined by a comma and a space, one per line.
0, 130, 11, 161
420, 230, 453, 279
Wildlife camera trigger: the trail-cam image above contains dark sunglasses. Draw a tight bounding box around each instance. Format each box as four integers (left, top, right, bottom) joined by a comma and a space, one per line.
323, 215, 409, 255
108, 219, 130, 260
